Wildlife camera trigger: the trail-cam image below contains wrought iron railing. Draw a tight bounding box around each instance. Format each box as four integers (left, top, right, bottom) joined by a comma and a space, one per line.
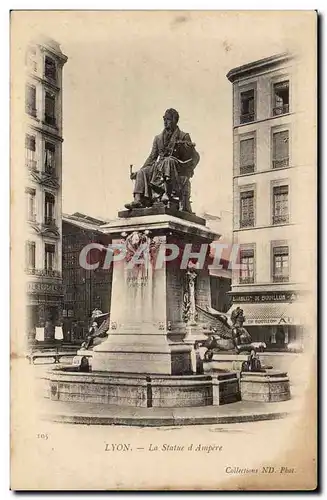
25, 104, 37, 117
272, 158, 289, 169
273, 104, 289, 116
240, 164, 255, 175
25, 268, 61, 278
240, 113, 255, 124
44, 113, 56, 126
44, 166, 57, 176
240, 218, 254, 228
273, 214, 289, 225
239, 276, 254, 284
272, 274, 289, 283
44, 216, 56, 226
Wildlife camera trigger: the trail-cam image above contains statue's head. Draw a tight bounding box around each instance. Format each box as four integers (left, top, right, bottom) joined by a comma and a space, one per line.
163, 108, 179, 131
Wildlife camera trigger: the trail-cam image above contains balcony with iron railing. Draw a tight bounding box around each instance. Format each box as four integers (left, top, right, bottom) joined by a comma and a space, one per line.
42, 167, 59, 183
240, 218, 255, 229
44, 216, 56, 226
25, 268, 61, 278
272, 274, 289, 283
239, 276, 254, 284
44, 113, 56, 127
240, 164, 255, 175
272, 157, 289, 169
240, 113, 255, 124
273, 214, 289, 225
26, 104, 37, 117
273, 104, 289, 116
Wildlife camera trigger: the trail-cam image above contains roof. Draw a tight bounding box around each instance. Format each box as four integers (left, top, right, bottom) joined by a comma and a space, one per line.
32, 34, 68, 63
209, 267, 232, 280
62, 212, 110, 232
226, 52, 293, 83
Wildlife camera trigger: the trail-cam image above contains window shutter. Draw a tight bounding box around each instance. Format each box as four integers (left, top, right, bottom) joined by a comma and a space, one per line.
273, 131, 289, 160
240, 248, 254, 258
240, 138, 254, 167
273, 246, 289, 256
25, 135, 36, 151
274, 185, 289, 196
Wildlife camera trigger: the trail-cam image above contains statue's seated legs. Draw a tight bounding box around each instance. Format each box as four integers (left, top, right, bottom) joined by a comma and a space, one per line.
125, 166, 154, 209
179, 176, 192, 212
124, 160, 193, 213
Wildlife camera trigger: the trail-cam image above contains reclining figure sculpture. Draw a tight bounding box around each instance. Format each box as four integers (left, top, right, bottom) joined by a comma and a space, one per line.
199, 307, 266, 366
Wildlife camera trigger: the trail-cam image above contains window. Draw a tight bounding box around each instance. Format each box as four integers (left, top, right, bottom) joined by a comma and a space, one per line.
273, 246, 289, 282
45, 243, 56, 271
25, 84, 36, 117
25, 134, 36, 169
44, 192, 55, 225
26, 47, 37, 72
239, 248, 254, 284
44, 56, 57, 82
26, 188, 36, 222
240, 138, 255, 174
25, 241, 36, 270
273, 185, 289, 225
240, 89, 255, 124
240, 190, 254, 228
273, 81, 289, 116
272, 130, 289, 169
44, 91, 56, 126
44, 142, 56, 173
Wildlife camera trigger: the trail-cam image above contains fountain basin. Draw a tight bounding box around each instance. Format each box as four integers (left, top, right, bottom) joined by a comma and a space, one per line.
45, 367, 241, 408
240, 370, 291, 402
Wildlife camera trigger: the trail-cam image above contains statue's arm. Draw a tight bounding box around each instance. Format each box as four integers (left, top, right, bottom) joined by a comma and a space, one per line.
141, 136, 159, 169
185, 133, 200, 163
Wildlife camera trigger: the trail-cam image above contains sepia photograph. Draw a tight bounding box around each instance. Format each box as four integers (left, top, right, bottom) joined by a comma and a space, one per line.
10, 10, 317, 490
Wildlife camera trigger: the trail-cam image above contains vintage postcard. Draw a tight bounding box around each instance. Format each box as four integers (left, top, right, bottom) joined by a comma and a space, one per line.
10, 10, 317, 490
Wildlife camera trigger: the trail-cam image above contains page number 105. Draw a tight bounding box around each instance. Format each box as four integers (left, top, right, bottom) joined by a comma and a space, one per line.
37, 433, 49, 440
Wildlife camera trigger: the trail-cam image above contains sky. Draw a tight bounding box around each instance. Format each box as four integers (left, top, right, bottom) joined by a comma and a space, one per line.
13, 11, 315, 232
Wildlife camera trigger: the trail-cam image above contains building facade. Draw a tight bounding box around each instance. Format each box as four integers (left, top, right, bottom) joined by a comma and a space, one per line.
62, 213, 112, 344
226, 53, 316, 350
24, 36, 67, 343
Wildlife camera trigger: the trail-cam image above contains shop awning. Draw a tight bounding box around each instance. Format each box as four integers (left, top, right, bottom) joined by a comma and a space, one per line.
230, 302, 302, 326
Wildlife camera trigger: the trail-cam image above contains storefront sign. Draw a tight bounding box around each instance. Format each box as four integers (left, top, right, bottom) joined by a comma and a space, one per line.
246, 317, 294, 325
27, 281, 64, 295
231, 292, 298, 303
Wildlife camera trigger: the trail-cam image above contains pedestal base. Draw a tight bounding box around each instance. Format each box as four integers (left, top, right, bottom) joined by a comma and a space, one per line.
92, 334, 172, 374
92, 335, 193, 375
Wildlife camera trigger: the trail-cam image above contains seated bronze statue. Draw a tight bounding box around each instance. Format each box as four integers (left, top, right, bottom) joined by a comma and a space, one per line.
125, 108, 200, 213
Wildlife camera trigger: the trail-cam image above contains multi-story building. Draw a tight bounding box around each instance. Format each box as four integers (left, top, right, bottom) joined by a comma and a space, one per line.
62, 213, 112, 343
226, 52, 316, 350
201, 212, 233, 313
24, 36, 67, 343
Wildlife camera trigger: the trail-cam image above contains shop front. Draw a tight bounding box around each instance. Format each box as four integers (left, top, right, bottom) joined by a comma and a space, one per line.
228, 291, 304, 352
26, 280, 63, 345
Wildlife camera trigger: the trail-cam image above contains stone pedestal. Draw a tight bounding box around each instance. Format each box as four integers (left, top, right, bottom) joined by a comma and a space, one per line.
92, 210, 219, 375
